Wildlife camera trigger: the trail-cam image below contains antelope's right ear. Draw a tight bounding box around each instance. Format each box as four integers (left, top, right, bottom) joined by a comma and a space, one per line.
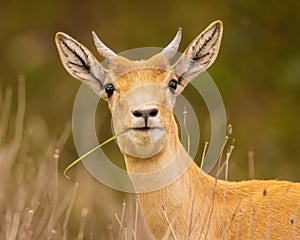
55, 32, 106, 94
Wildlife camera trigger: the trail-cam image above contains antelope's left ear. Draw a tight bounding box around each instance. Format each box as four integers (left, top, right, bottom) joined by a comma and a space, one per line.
173, 20, 223, 84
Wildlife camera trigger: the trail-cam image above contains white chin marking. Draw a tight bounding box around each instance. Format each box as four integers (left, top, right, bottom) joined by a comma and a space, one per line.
118, 128, 167, 158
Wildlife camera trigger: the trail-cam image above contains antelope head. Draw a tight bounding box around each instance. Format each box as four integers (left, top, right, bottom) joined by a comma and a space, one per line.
55, 21, 223, 160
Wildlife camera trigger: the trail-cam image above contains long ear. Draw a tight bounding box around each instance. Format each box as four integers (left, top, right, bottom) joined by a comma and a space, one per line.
174, 20, 223, 83
55, 32, 106, 94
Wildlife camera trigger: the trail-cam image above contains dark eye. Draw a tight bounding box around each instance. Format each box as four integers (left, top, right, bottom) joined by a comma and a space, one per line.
168, 79, 178, 94
105, 83, 115, 98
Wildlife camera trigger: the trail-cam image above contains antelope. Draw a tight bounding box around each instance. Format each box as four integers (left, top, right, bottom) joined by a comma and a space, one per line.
55, 21, 300, 239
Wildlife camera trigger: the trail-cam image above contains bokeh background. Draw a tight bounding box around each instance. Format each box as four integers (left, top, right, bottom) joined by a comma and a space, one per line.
1, 0, 300, 238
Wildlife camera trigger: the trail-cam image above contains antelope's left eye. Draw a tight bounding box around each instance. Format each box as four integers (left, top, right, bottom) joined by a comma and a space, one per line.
168, 79, 178, 94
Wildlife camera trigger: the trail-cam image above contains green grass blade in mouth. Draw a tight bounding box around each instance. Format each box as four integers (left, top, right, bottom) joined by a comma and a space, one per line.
64, 130, 127, 179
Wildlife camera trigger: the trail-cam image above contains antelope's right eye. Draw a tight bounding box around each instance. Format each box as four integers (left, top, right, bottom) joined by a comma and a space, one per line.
105, 83, 115, 98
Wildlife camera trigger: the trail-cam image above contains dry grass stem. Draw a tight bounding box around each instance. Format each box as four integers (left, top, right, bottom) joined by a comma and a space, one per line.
0, 87, 13, 146
77, 208, 89, 240
248, 150, 255, 179
200, 141, 209, 170
162, 205, 178, 240
183, 105, 191, 154
188, 140, 209, 237
47, 148, 59, 236
63, 182, 79, 240
133, 197, 139, 240
107, 224, 114, 240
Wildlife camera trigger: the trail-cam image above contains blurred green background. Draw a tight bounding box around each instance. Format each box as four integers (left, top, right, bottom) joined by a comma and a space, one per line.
1, 0, 300, 182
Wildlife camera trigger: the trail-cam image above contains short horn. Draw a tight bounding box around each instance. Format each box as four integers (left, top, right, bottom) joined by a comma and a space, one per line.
160, 27, 182, 59
92, 31, 117, 59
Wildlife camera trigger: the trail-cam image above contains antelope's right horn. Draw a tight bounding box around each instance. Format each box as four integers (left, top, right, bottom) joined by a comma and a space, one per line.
92, 31, 117, 60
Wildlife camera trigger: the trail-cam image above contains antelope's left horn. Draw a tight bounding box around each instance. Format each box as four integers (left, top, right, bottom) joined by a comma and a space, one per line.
160, 27, 182, 59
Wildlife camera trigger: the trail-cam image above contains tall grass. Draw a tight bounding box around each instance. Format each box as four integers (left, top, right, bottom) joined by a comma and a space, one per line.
0, 77, 152, 239
0, 76, 80, 239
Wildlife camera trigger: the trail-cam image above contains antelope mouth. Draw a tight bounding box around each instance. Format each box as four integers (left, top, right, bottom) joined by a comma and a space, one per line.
130, 126, 165, 132
119, 127, 167, 157
132, 127, 151, 131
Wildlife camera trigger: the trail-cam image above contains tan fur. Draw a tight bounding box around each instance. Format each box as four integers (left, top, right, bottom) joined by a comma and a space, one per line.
108, 59, 300, 239
55, 22, 300, 239
124, 114, 300, 239
109, 62, 300, 238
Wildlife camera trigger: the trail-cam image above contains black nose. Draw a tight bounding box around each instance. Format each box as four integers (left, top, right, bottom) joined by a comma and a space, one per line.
132, 108, 159, 119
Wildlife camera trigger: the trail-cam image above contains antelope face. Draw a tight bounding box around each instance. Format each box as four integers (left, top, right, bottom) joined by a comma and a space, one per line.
105, 55, 178, 158
55, 21, 223, 158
